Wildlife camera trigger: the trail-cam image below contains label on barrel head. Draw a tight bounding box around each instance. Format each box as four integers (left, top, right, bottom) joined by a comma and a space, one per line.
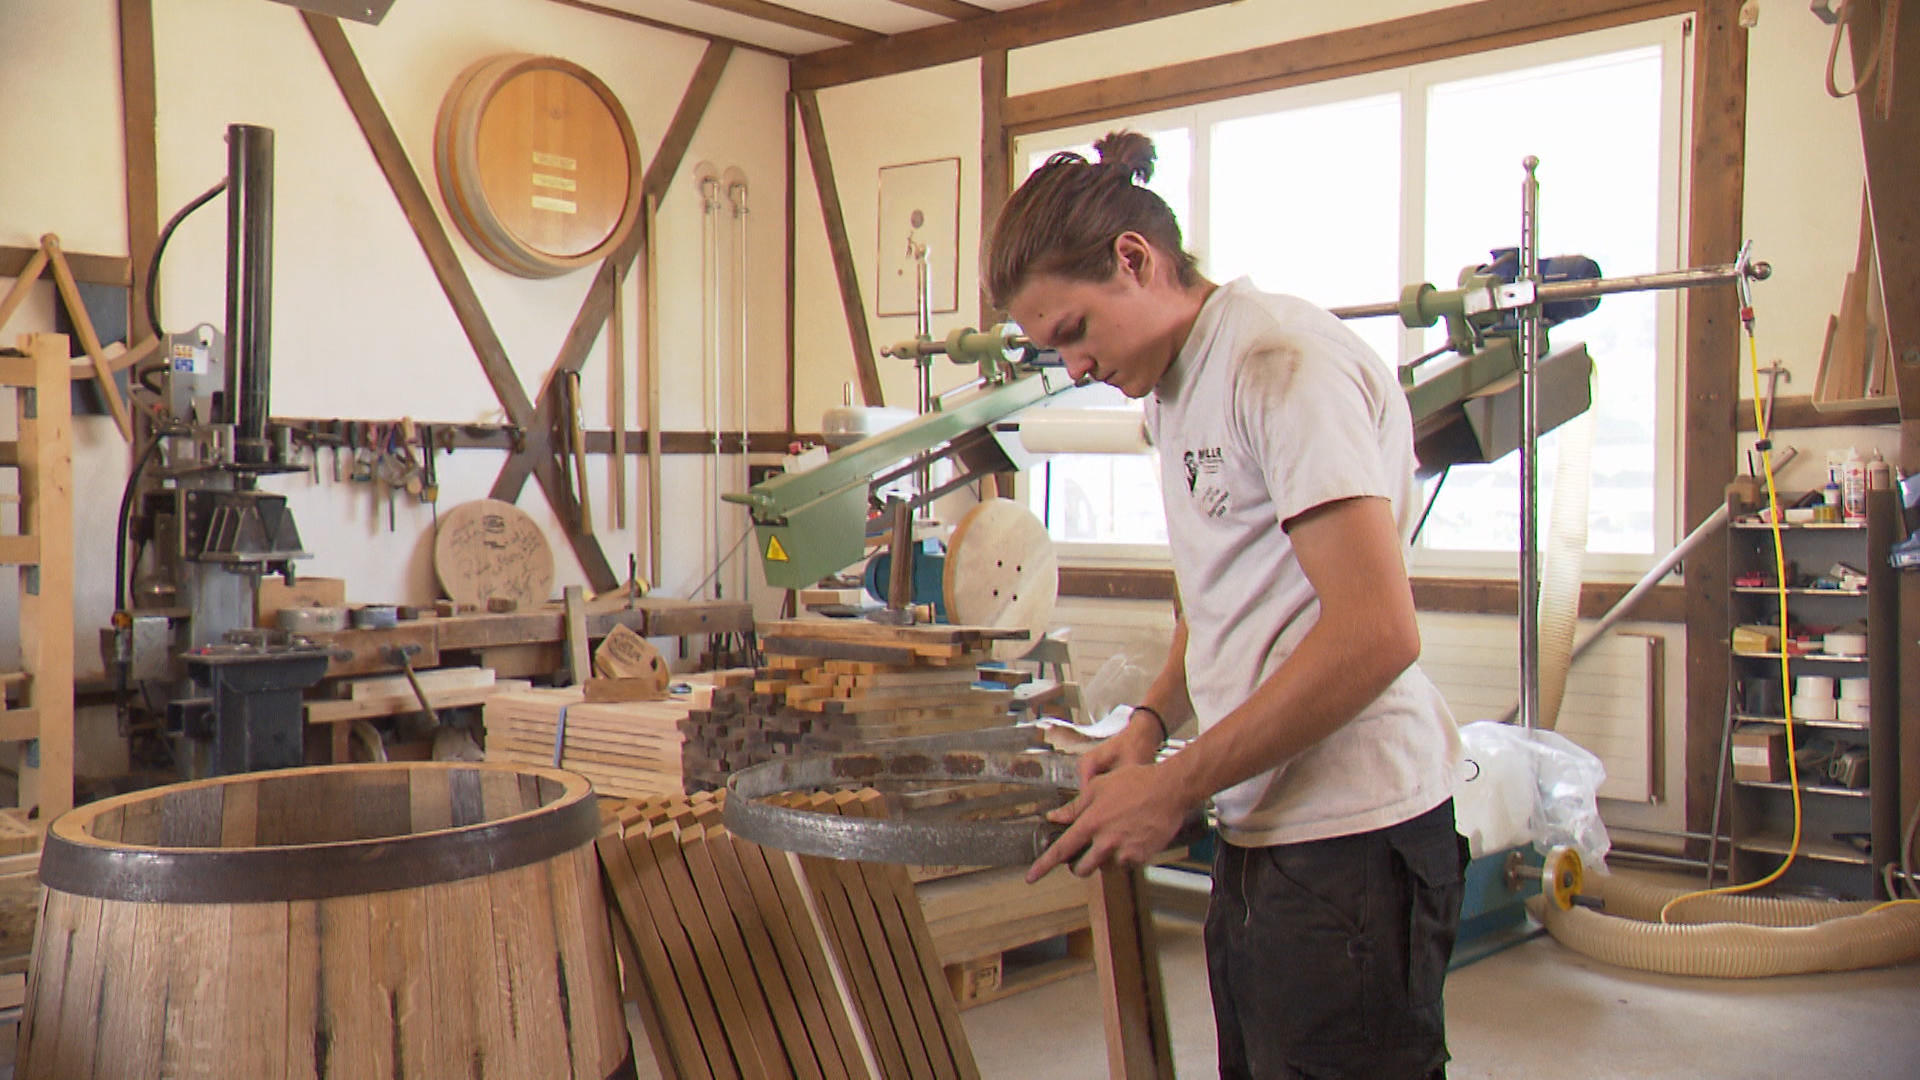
532, 150, 578, 170
531, 173, 578, 192
531, 194, 578, 215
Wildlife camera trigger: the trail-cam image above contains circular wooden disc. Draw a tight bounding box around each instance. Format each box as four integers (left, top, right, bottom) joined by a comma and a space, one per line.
943, 498, 1058, 663
435, 55, 641, 277
434, 499, 556, 610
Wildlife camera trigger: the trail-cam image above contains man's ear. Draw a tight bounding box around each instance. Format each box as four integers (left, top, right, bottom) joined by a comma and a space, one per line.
1113, 232, 1153, 284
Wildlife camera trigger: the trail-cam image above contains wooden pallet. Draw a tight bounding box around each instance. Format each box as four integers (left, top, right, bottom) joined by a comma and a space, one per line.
944, 926, 1095, 1010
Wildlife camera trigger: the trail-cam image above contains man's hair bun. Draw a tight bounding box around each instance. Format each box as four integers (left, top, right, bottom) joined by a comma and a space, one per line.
1093, 131, 1156, 185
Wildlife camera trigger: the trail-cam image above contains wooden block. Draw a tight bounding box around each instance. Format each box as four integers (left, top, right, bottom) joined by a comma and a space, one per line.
593, 623, 669, 685
584, 677, 669, 703
623, 826, 742, 1079
341, 665, 494, 701
1089, 866, 1174, 1080
596, 829, 720, 1080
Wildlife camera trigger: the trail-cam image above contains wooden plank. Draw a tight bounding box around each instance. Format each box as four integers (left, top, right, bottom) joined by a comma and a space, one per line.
599, 826, 715, 1080
887, 0, 990, 18
678, 0, 878, 42
750, 835, 879, 1079
0, 247, 127, 288
542, 0, 791, 59
343, 665, 494, 701
0, 245, 48, 336
44, 238, 134, 440
979, 49, 1010, 329
307, 624, 438, 678
307, 682, 518, 725
796, 89, 884, 407
790, 798, 909, 1080
1681, 0, 1746, 850
644, 822, 769, 1077
302, 14, 535, 428
1734, 393, 1900, 430
1411, 577, 1686, 623
790, 0, 1238, 91
1003, 0, 1691, 132
120, 0, 159, 338
1088, 867, 1173, 1080
17, 336, 72, 820
1844, 0, 1920, 419
565, 585, 593, 687
610, 261, 627, 530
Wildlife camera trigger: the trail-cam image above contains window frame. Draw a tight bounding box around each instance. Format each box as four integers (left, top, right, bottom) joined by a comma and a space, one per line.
1011, 16, 1694, 581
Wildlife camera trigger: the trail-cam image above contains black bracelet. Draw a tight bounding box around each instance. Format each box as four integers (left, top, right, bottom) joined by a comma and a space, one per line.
1132, 705, 1169, 742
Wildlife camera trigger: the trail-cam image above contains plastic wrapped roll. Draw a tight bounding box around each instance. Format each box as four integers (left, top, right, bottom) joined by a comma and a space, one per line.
1015, 409, 1151, 455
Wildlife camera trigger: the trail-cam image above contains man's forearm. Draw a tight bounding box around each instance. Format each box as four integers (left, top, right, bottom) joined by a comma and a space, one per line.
1134, 617, 1191, 741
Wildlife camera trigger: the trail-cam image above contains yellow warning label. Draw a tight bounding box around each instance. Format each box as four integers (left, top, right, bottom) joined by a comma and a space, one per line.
766, 535, 790, 562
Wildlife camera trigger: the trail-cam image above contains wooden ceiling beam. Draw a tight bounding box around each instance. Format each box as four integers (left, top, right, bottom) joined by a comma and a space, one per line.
678, 0, 880, 43
790, 0, 1236, 91
885, 0, 991, 19
543, 0, 793, 59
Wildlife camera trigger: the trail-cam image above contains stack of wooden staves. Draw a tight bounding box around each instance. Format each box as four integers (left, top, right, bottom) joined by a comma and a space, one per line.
679, 621, 1026, 794
596, 789, 979, 1080
485, 687, 690, 800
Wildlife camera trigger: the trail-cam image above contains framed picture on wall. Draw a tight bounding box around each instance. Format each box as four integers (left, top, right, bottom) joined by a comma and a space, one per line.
876, 156, 961, 317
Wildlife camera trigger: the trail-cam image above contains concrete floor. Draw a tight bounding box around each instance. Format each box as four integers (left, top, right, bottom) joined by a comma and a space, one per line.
962, 910, 1920, 1079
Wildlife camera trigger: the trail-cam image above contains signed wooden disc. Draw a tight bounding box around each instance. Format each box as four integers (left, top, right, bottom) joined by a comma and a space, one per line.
434, 499, 556, 611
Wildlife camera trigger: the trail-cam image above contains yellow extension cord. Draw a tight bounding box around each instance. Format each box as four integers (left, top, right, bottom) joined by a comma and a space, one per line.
1658, 324, 1919, 922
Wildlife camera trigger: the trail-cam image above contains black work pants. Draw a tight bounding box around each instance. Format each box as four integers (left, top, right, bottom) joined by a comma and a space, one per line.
1205, 799, 1468, 1080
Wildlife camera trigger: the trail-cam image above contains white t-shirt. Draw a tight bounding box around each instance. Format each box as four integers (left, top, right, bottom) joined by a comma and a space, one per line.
1145, 277, 1460, 847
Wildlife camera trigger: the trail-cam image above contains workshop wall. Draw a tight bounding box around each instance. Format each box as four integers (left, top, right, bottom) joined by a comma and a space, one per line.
0, 0, 792, 688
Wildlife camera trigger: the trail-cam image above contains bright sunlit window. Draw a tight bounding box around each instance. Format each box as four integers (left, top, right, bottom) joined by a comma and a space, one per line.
1015, 18, 1690, 575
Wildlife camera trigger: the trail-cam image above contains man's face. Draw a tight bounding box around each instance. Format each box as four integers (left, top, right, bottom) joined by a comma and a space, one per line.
1007, 262, 1182, 400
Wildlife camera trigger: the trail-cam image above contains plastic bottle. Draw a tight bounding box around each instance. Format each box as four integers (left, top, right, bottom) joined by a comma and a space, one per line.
1842, 449, 1867, 522
1823, 470, 1843, 518
1867, 450, 1891, 492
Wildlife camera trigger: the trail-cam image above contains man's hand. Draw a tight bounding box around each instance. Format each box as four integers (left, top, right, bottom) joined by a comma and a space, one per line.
1025, 760, 1192, 883
1074, 710, 1162, 788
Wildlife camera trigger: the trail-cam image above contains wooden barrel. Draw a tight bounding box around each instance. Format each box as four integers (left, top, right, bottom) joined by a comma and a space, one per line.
19, 762, 633, 1079
435, 54, 643, 278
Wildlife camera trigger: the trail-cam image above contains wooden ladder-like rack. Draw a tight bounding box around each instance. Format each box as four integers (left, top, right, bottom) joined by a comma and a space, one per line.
0, 334, 74, 823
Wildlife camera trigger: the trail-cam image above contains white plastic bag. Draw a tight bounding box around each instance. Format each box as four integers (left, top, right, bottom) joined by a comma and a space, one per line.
1080, 652, 1153, 728
1455, 721, 1610, 867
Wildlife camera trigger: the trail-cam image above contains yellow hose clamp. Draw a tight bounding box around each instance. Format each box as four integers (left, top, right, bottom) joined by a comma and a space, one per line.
1543, 845, 1584, 911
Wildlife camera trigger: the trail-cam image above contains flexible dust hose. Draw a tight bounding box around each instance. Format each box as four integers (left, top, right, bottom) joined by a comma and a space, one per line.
1533, 874, 1920, 977
1534, 405, 1594, 731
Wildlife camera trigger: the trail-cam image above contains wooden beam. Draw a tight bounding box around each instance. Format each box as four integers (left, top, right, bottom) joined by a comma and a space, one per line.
119, 0, 158, 338
1058, 567, 1178, 602
1005, 0, 1693, 132
888, 0, 991, 19
1846, 0, 1920, 420
795, 89, 884, 406
644, 44, 736, 211
678, 0, 878, 43
0, 247, 128, 288
790, 0, 1237, 91
786, 92, 799, 435
1734, 394, 1900, 431
542, 0, 792, 59
979, 49, 1009, 328
302, 14, 534, 429
1411, 578, 1687, 624
1681, 0, 1746, 847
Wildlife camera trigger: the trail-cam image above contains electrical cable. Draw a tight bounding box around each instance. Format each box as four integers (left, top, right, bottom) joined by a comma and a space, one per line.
113, 436, 165, 612
146, 179, 229, 340
682, 524, 755, 600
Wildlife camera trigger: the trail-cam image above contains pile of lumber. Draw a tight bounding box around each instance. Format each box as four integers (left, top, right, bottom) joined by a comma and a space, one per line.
596, 789, 978, 1080
679, 621, 1025, 793
484, 687, 689, 800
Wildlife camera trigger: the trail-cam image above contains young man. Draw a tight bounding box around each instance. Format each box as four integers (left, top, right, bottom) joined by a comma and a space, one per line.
991, 133, 1465, 1079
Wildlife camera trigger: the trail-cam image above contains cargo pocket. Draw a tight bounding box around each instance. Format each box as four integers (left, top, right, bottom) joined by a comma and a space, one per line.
1388, 822, 1465, 1010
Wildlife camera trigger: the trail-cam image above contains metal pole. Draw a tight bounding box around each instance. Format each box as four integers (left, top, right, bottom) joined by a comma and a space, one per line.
913, 246, 934, 512
701, 176, 722, 598
1518, 156, 1542, 732
731, 178, 751, 604
224, 124, 275, 467
1327, 260, 1772, 321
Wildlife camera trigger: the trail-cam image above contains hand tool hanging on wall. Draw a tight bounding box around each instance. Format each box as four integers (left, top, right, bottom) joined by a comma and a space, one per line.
567, 369, 594, 533
608, 263, 628, 530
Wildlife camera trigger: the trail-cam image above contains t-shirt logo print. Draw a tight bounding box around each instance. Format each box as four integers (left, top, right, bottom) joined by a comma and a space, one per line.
1186, 446, 1229, 517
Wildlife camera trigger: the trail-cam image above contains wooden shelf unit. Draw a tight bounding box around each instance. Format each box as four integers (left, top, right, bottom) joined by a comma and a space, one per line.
1720, 487, 1900, 900
0, 334, 73, 823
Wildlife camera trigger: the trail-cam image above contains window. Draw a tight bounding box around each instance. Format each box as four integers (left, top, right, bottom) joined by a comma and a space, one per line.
1016, 18, 1690, 576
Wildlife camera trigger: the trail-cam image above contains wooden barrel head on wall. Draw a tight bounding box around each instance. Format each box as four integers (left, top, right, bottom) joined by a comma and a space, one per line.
19, 762, 633, 1078
436, 54, 642, 278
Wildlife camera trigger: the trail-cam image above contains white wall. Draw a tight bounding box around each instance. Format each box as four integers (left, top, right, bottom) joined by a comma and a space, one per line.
0, 0, 791, 684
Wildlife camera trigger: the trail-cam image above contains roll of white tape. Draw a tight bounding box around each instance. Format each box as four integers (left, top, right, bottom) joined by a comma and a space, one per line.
1840, 676, 1871, 702
1790, 695, 1839, 721
1794, 675, 1835, 700
1837, 700, 1871, 724
1822, 631, 1868, 657
1016, 409, 1151, 455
